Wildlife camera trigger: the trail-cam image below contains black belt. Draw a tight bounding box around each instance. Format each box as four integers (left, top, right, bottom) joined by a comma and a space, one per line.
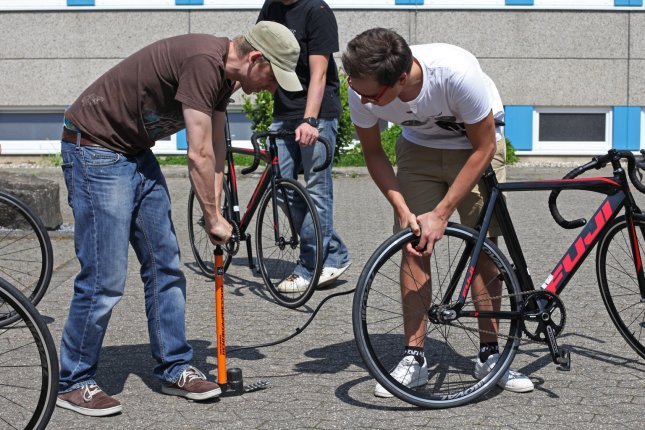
61, 127, 103, 148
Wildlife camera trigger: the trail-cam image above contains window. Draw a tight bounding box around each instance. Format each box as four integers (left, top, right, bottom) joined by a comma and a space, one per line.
0, 110, 176, 155
532, 107, 611, 154
227, 112, 254, 142
0, 111, 65, 155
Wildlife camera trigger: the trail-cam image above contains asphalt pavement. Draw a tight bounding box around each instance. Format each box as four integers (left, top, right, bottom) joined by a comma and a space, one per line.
9, 162, 644, 430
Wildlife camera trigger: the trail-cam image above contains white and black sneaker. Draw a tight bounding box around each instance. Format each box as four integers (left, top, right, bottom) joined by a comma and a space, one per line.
374, 355, 428, 398
474, 353, 534, 393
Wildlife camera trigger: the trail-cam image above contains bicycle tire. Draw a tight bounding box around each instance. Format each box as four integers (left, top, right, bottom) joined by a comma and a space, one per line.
596, 215, 645, 359
187, 184, 233, 279
353, 225, 522, 408
255, 178, 322, 308
0, 192, 53, 326
0, 277, 58, 430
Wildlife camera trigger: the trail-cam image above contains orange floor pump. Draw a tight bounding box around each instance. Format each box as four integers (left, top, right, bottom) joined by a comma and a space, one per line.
214, 245, 269, 396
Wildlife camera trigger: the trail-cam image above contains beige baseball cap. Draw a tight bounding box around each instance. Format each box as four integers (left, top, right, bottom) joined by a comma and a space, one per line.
245, 21, 303, 92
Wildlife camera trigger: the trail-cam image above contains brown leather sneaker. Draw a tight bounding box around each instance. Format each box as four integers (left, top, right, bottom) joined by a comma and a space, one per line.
56, 384, 122, 417
161, 366, 222, 400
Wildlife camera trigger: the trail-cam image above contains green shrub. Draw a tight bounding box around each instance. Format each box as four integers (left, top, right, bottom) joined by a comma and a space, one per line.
335, 123, 401, 167
241, 69, 355, 164
505, 137, 519, 165
242, 90, 273, 134
336, 69, 355, 162
379, 124, 401, 165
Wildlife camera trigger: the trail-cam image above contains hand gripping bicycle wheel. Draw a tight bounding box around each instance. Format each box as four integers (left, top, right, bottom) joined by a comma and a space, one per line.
353, 225, 522, 408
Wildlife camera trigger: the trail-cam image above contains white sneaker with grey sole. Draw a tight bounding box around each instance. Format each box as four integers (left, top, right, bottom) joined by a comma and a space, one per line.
374, 355, 428, 398
474, 353, 534, 393
317, 263, 351, 288
277, 273, 310, 293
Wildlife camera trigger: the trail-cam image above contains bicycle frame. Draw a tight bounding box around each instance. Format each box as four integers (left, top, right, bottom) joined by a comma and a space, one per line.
223, 122, 299, 267
449, 158, 645, 314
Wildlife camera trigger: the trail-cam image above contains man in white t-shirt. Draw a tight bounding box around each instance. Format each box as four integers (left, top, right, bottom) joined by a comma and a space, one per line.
342, 28, 534, 398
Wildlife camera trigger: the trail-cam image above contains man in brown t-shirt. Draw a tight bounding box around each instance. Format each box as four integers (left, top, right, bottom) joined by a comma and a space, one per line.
56, 21, 301, 417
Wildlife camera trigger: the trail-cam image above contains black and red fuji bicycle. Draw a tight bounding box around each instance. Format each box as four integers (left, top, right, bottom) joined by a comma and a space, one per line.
353, 148, 645, 408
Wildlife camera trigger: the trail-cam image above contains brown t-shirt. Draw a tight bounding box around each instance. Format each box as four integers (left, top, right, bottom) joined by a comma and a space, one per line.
65, 34, 233, 155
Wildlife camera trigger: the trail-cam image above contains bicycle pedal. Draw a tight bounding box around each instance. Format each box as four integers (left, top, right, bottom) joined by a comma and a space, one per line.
244, 380, 270, 393
556, 348, 571, 371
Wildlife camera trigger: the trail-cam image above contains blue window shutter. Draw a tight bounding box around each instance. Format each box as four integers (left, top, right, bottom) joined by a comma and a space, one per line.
176, 129, 188, 150
176, 0, 204, 5
67, 0, 95, 6
506, 0, 534, 5
615, 0, 643, 6
395, 0, 424, 4
504, 106, 533, 151
613, 106, 641, 151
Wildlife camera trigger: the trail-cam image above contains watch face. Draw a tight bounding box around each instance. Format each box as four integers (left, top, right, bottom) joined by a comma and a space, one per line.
304, 118, 318, 127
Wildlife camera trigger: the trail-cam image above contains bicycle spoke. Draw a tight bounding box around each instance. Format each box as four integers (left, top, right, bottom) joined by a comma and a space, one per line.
354, 227, 520, 408
597, 216, 645, 359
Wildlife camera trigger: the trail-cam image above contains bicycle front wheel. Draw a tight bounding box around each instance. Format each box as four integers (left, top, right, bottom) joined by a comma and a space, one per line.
188, 184, 233, 279
255, 178, 322, 308
353, 225, 522, 408
596, 215, 645, 359
0, 192, 54, 326
0, 277, 58, 430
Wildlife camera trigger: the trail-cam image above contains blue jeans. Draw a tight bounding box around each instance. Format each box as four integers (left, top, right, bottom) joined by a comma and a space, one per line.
269, 118, 350, 280
58, 140, 192, 392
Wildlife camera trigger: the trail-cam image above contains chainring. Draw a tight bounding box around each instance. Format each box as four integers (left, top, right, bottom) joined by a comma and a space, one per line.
521, 290, 567, 342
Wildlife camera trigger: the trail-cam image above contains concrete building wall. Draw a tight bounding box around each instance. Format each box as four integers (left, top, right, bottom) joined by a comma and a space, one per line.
0, 6, 643, 155
0, 8, 640, 107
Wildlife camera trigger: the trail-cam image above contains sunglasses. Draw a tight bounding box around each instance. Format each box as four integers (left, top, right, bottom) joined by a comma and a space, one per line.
347, 76, 390, 103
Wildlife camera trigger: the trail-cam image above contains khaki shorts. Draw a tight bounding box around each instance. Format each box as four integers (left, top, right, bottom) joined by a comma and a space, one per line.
394, 136, 506, 237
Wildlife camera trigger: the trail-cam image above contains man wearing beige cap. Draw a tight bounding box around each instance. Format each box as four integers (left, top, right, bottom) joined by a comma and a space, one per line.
56, 21, 299, 418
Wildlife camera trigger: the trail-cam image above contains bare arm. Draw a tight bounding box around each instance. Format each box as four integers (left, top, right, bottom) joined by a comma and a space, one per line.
355, 124, 418, 233
184, 106, 232, 245
295, 54, 328, 146
413, 111, 497, 256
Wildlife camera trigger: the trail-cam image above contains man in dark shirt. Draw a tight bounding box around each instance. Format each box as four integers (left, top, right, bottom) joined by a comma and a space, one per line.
56, 21, 301, 417
257, 0, 350, 294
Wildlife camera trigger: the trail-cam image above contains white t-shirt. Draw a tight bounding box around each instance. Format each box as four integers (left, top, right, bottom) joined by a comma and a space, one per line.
349, 43, 504, 150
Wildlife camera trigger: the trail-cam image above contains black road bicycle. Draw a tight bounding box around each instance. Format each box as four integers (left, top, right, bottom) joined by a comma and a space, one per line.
0, 191, 53, 326
0, 277, 58, 429
353, 149, 645, 408
188, 123, 332, 308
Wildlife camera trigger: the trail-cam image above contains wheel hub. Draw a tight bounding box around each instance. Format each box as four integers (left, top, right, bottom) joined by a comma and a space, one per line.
428, 305, 457, 324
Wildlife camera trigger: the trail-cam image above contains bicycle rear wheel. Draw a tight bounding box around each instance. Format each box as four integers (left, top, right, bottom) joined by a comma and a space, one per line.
0, 192, 53, 326
188, 184, 233, 279
0, 277, 58, 430
596, 215, 645, 359
353, 225, 522, 408
255, 178, 322, 308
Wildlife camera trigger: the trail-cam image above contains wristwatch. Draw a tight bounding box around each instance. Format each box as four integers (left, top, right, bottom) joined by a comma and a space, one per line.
301, 117, 319, 128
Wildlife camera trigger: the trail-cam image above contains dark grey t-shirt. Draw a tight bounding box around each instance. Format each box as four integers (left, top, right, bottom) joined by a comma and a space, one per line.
258, 0, 341, 120
66, 34, 233, 155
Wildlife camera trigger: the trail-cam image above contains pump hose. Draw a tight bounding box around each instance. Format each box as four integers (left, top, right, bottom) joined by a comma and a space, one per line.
228, 287, 356, 353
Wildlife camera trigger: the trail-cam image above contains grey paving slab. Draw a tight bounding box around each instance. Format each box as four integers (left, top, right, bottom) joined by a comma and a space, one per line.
4, 162, 643, 429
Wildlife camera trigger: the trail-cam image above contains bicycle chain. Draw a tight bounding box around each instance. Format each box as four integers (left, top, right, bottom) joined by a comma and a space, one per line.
224, 221, 241, 256
440, 289, 565, 348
